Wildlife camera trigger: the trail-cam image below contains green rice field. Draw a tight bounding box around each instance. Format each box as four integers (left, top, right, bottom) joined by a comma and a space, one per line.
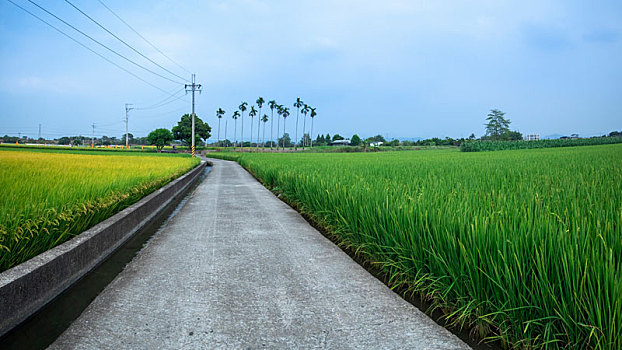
0, 148, 200, 272
210, 144, 622, 349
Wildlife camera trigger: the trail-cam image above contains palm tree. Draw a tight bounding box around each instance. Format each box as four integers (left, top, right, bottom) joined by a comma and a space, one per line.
301, 104, 310, 149
281, 107, 290, 151
232, 111, 240, 150
277, 105, 284, 149
293, 97, 304, 150
261, 114, 268, 148
310, 107, 317, 148
268, 100, 276, 150
216, 108, 225, 147
256, 97, 264, 149
238, 101, 247, 150
249, 105, 257, 149
224, 118, 228, 147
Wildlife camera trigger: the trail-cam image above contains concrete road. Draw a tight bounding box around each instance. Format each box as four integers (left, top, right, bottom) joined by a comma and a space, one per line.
50, 158, 469, 350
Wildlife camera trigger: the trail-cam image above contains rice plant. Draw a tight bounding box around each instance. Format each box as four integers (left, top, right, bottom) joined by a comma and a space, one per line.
210, 144, 622, 349
0, 149, 200, 272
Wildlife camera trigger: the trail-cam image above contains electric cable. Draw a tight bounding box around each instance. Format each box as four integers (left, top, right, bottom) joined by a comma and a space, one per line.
64, 0, 189, 83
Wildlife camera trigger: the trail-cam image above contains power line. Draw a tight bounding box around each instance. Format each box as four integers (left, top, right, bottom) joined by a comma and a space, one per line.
96, 0, 192, 75
64, 0, 189, 83
24, 0, 185, 85
5, 0, 179, 97
135, 87, 187, 110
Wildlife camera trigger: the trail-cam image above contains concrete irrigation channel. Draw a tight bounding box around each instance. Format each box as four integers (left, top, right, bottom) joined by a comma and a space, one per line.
15, 158, 471, 349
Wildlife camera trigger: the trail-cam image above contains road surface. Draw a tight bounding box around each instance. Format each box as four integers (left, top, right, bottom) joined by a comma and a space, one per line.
50, 158, 469, 349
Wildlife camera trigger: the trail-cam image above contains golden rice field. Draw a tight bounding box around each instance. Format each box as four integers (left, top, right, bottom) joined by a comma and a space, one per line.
0, 148, 200, 272
210, 144, 622, 349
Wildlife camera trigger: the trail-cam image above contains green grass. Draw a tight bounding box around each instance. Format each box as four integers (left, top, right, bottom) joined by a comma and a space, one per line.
0, 149, 200, 272
209, 144, 622, 349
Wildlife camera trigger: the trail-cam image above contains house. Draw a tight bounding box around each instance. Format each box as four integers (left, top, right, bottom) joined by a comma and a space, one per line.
329, 139, 351, 146
524, 134, 539, 141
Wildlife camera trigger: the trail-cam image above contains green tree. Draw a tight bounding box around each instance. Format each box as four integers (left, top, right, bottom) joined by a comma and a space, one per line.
309, 107, 317, 147
172, 114, 211, 146
249, 105, 257, 147
300, 133, 311, 147
121, 133, 134, 144
485, 109, 511, 140
147, 128, 173, 152
268, 100, 277, 150
372, 134, 386, 143
281, 107, 290, 150
256, 97, 264, 149
278, 132, 292, 147
216, 108, 225, 145
232, 111, 240, 148
261, 114, 268, 146
332, 134, 344, 141
301, 104, 310, 148
351, 134, 362, 146
239, 101, 248, 149
315, 134, 325, 145
501, 130, 523, 141
293, 97, 304, 149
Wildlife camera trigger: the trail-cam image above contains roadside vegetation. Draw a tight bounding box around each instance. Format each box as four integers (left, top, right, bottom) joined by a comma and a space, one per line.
0, 148, 200, 272
460, 136, 622, 152
209, 144, 622, 349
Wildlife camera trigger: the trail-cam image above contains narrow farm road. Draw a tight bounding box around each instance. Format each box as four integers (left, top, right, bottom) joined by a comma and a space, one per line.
49, 158, 469, 349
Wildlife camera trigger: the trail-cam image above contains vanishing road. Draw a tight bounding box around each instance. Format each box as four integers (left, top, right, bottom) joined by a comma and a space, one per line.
50, 158, 469, 349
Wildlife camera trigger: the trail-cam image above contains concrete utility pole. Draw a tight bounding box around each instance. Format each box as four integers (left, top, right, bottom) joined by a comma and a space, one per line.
92, 123, 96, 147
38, 124, 41, 140
125, 104, 133, 148
185, 74, 202, 157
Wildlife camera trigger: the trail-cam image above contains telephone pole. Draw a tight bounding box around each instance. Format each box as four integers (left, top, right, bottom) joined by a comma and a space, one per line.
185, 74, 201, 157
92, 123, 96, 147
125, 104, 133, 149
38, 124, 41, 140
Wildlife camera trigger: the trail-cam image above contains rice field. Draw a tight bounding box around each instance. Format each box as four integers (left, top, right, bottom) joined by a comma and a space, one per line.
0, 148, 200, 272
210, 144, 622, 349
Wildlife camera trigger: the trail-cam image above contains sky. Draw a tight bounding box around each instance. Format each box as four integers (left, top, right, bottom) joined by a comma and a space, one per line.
0, 0, 621, 141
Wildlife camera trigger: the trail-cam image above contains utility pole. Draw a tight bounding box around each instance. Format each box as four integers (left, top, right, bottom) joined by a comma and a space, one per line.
185, 74, 202, 157
92, 123, 96, 147
38, 124, 41, 140
125, 104, 133, 149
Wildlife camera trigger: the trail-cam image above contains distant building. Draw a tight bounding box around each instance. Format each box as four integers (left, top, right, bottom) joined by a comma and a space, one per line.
329, 139, 351, 146
525, 134, 540, 141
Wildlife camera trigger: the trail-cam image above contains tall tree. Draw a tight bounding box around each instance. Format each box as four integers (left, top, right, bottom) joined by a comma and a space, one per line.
224, 118, 228, 147
256, 97, 264, 149
309, 107, 317, 148
232, 111, 240, 149
172, 114, 211, 146
216, 108, 225, 146
301, 104, 310, 148
239, 101, 248, 150
147, 128, 173, 152
281, 107, 290, 151
485, 109, 511, 140
261, 114, 268, 147
249, 105, 257, 148
277, 104, 284, 149
269, 100, 277, 150
293, 97, 304, 150
351, 134, 362, 146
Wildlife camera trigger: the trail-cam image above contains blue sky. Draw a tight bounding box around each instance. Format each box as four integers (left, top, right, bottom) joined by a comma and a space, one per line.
1, 0, 621, 141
